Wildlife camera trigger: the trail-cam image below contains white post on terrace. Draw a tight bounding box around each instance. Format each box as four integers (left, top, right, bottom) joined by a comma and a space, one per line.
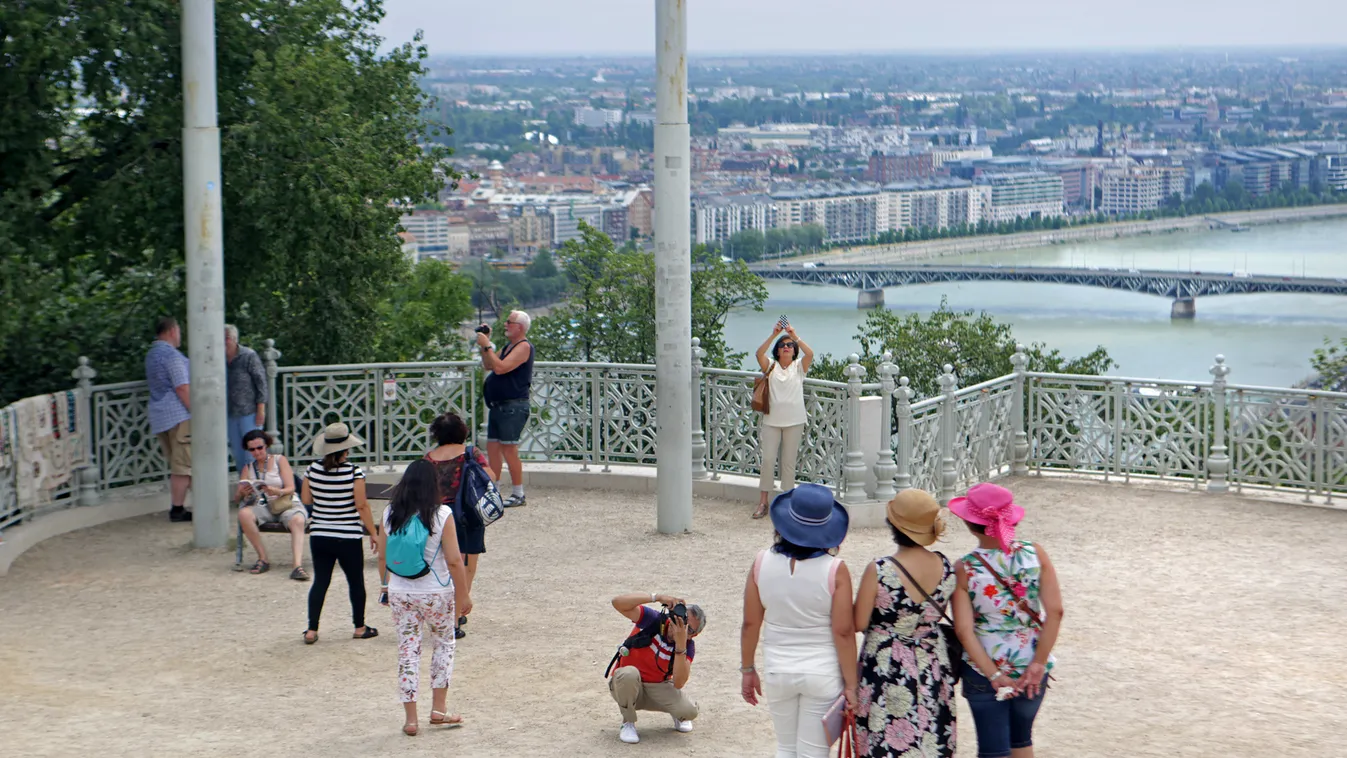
182, 0, 230, 548
653, 0, 693, 534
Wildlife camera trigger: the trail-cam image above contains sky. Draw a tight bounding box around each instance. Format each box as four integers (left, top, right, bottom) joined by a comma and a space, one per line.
377, 0, 1347, 56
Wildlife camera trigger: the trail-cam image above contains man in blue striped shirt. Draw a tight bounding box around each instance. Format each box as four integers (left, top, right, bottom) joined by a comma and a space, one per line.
146, 317, 193, 522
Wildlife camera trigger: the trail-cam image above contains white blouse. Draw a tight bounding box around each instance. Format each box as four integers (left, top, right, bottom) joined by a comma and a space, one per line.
764, 359, 806, 428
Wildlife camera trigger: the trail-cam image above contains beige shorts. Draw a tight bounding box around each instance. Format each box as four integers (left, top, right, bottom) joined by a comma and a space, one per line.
249, 502, 306, 527
157, 419, 192, 476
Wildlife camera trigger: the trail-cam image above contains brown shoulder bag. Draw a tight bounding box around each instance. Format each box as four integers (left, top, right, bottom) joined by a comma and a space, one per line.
751, 362, 774, 414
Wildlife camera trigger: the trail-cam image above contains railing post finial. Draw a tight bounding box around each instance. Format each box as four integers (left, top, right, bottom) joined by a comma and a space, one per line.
937, 365, 958, 505
1207, 354, 1231, 493
873, 351, 899, 501
842, 354, 868, 504
1010, 344, 1030, 475
690, 337, 708, 480
71, 357, 99, 505
894, 375, 913, 491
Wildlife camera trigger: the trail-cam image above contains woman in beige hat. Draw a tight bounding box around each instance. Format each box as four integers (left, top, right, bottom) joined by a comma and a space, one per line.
852, 488, 956, 757
300, 422, 379, 644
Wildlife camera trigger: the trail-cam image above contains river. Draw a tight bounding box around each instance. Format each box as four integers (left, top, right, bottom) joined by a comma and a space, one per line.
724, 217, 1347, 388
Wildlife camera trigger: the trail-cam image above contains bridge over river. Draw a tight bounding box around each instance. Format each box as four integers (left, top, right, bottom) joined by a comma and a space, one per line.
748, 263, 1347, 318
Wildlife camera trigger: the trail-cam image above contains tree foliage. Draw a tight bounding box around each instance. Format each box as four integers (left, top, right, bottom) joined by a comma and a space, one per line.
0, 0, 454, 402
809, 298, 1116, 398
1310, 337, 1347, 393
526, 223, 768, 367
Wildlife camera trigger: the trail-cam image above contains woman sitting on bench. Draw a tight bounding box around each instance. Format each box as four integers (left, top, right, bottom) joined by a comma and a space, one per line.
236, 429, 307, 580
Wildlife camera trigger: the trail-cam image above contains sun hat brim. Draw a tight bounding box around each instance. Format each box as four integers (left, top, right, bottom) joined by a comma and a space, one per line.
312, 430, 364, 457
889, 516, 941, 546
948, 495, 1023, 527
768, 487, 849, 550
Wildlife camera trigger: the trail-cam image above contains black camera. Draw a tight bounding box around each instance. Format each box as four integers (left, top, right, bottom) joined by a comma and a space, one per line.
669, 602, 687, 622
474, 323, 491, 335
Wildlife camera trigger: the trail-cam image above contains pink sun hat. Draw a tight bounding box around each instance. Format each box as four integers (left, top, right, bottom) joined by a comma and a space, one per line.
948, 483, 1024, 552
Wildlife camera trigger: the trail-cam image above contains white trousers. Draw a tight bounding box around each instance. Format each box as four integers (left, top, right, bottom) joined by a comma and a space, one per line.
759, 423, 805, 494
763, 671, 843, 758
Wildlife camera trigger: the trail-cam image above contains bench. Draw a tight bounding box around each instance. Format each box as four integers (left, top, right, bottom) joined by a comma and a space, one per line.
233, 479, 394, 567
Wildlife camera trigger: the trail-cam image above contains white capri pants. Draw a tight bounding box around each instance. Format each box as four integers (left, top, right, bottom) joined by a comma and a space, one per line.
764, 670, 843, 758
760, 423, 804, 493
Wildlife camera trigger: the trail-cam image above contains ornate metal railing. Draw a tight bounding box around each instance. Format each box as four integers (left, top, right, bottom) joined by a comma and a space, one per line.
5, 341, 1344, 535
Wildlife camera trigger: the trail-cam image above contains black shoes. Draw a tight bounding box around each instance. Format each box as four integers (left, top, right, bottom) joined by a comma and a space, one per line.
169, 506, 193, 522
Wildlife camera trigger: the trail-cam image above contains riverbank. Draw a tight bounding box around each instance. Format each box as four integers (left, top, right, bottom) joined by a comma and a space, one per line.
815, 203, 1347, 265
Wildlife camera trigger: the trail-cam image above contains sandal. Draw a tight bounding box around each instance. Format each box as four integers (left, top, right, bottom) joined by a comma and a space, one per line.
290, 566, 310, 581
751, 503, 769, 519
303, 630, 318, 645
403, 721, 419, 737
353, 626, 379, 639
250, 560, 270, 574
430, 711, 463, 729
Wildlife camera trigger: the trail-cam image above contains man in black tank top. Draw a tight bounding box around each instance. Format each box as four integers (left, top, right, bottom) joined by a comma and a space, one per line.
477, 309, 534, 507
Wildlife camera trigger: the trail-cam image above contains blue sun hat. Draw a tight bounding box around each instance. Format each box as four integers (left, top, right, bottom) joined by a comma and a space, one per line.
769, 483, 850, 550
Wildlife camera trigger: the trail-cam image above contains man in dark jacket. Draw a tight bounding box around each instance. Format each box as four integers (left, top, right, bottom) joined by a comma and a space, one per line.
225, 324, 268, 472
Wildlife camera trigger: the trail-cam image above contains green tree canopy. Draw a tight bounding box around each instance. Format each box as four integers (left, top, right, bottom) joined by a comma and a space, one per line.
809, 298, 1116, 397
527, 223, 768, 367
0, 0, 454, 402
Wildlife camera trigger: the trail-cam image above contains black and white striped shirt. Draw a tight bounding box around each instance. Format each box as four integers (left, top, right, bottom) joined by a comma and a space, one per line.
306, 461, 366, 539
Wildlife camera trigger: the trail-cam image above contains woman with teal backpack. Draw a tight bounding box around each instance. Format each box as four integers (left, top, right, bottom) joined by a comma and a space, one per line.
378, 459, 474, 736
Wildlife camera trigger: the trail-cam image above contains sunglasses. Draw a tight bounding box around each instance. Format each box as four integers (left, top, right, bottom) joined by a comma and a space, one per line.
247, 444, 266, 452
779, 342, 797, 349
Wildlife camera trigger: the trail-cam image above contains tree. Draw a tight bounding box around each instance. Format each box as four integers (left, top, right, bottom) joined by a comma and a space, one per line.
726, 229, 766, 261
1311, 337, 1347, 392
527, 223, 767, 367
0, 0, 453, 402
375, 260, 474, 361
809, 298, 1115, 398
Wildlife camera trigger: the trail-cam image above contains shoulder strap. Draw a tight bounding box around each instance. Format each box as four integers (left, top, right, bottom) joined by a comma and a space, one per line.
884, 556, 952, 625
970, 551, 1044, 627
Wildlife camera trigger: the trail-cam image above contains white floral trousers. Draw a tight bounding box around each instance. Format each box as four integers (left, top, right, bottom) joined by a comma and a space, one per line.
389, 591, 456, 703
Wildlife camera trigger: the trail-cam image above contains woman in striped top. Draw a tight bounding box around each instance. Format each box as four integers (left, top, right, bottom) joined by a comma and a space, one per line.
301, 422, 379, 644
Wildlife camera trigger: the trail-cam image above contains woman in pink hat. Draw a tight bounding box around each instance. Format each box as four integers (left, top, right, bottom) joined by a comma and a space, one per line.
949, 483, 1064, 758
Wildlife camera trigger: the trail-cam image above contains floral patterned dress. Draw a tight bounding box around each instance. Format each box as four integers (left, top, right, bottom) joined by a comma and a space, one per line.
857, 555, 957, 758
961, 541, 1056, 679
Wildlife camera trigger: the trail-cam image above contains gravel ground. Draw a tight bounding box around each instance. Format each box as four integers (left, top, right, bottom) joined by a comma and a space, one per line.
1, 477, 1345, 757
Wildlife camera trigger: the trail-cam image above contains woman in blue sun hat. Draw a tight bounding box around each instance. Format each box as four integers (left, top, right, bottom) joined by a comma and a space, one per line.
740, 483, 859, 758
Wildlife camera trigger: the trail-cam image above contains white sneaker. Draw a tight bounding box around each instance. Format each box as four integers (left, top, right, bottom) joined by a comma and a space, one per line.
619, 722, 640, 743
672, 715, 694, 733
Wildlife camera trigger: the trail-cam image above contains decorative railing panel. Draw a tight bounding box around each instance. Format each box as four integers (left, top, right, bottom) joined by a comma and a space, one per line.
798, 381, 849, 488
1027, 375, 1209, 484
378, 365, 478, 464
92, 382, 166, 489
280, 367, 382, 466
702, 370, 762, 480
1228, 386, 1347, 503
950, 377, 1018, 489
906, 399, 943, 494
596, 367, 660, 467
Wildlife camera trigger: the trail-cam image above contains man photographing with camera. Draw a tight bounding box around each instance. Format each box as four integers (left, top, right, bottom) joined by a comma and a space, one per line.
606, 591, 705, 744
475, 310, 533, 507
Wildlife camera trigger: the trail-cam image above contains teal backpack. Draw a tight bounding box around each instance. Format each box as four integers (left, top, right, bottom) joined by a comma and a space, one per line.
385, 514, 440, 579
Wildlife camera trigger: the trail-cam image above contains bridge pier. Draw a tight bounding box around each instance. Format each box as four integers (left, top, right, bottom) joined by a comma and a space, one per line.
1171, 297, 1196, 319
858, 288, 885, 309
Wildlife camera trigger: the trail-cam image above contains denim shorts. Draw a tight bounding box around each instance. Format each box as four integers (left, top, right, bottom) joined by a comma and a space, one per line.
487, 398, 531, 445
961, 663, 1047, 758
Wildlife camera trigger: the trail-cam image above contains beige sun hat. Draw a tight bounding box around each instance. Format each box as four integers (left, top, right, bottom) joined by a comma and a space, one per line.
886, 488, 945, 546
312, 422, 364, 457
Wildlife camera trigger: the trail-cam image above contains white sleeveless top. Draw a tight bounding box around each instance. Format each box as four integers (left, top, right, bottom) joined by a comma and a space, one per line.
755, 549, 842, 677
244, 455, 284, 489
763, 360, 806, 428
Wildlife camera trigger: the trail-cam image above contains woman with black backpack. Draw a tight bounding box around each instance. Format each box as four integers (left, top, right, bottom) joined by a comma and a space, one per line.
422, 412, 498, 639
378, 459, 473, 736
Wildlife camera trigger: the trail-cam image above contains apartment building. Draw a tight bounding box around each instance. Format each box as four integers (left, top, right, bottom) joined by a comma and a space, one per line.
975, 172, 1065, 223
867, 151, 935, 183
398, 210, 470, 259
691, 195, 778, 244
771, 185, 881, 244
573, 107, 623, 129
878, 179, 988, 232
1101, 167, 1164, 215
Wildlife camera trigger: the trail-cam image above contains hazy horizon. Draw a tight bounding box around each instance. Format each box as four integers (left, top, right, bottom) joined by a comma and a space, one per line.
378, 1, 1347, 56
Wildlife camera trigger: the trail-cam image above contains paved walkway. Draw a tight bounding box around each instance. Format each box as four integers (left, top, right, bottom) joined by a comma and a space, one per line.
1, 478, 1345, 756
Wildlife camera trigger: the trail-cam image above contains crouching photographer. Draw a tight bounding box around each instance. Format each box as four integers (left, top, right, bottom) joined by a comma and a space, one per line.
605, 591, 706, 745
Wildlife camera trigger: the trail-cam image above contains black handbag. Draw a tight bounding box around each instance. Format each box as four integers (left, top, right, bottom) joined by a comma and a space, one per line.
886, 556, 964, 684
